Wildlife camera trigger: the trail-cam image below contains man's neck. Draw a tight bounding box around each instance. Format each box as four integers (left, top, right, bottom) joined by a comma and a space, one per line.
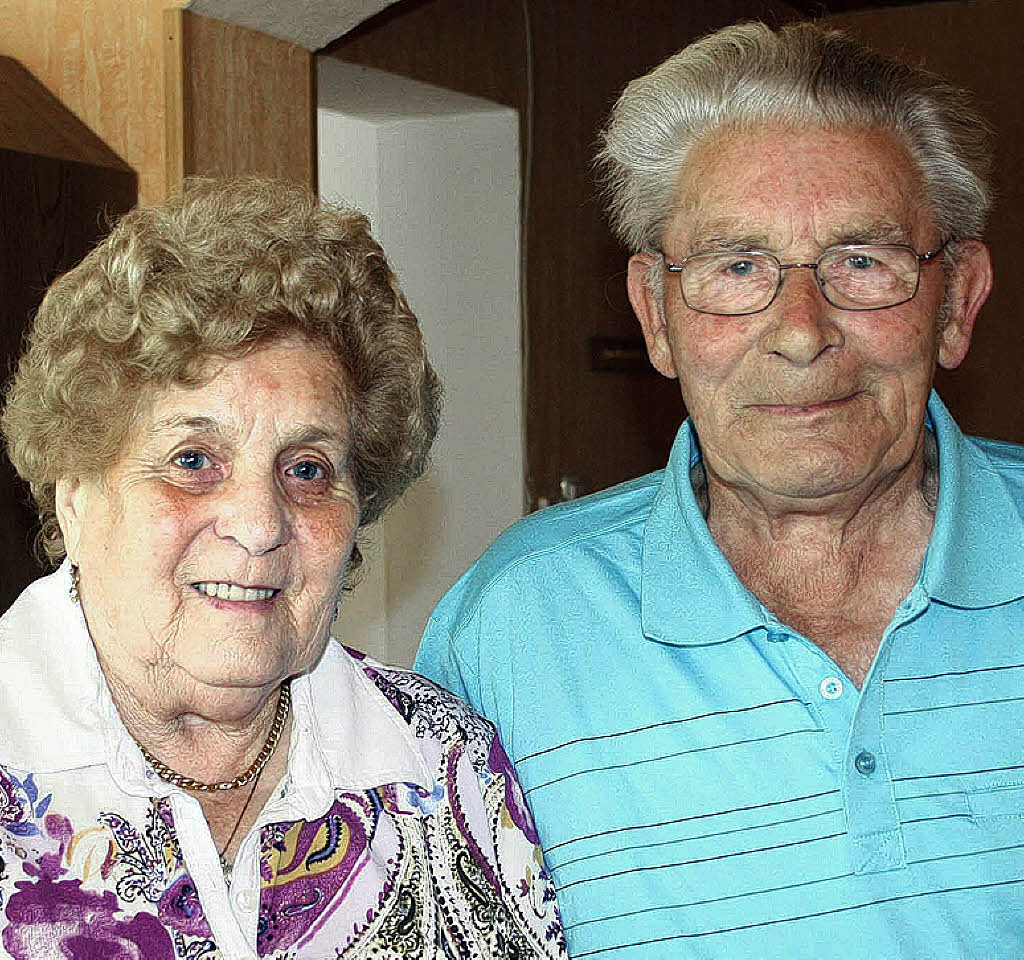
697, 430, 938, 547
696, 433, 938, 686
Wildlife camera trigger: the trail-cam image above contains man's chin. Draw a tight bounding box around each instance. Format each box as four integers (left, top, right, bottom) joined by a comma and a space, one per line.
729, 453, 884, 504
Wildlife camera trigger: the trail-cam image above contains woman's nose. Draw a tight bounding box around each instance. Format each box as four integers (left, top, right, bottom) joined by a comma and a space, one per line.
758, 266, 843, 365
213, 473, 289, 555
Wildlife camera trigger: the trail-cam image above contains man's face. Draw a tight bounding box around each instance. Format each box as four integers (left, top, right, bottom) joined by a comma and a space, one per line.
628, 124, 990, 506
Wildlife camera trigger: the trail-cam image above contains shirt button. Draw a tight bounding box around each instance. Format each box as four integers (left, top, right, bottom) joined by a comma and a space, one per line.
820, 677, 843, 700
236, 888, 259, 911
854, 751, 877, 776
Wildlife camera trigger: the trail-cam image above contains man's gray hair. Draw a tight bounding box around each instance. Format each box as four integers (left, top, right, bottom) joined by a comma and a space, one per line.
596, 21, 993, 254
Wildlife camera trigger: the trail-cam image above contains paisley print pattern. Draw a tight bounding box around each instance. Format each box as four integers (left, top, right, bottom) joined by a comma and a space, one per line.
0, 656, 565, 959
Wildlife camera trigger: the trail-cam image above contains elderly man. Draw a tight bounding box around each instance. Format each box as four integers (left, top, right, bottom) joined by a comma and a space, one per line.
417, 21, 1022, 959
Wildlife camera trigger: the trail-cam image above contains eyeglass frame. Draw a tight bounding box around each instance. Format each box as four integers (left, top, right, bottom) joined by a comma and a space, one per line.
661, 241, 949, 317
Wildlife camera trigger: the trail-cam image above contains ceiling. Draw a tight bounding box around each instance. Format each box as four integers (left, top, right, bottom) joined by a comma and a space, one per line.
185, 0, 399, 50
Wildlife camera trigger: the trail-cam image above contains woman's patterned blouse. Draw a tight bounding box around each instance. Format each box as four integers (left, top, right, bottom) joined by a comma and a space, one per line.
0, 567, 566, 960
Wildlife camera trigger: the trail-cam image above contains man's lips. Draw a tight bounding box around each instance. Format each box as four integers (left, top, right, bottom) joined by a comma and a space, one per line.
749, 392, 862, 414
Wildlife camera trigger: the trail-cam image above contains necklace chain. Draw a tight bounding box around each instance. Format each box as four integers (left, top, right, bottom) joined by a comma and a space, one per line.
137, 682, 291, 792
218, 762, 264, 876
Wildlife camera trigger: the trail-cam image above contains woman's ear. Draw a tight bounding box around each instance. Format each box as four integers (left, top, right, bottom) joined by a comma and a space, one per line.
54, 477, 87, 563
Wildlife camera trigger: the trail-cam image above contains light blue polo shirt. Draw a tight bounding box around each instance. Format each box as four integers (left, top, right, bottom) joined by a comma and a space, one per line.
416, 392, 1024, 959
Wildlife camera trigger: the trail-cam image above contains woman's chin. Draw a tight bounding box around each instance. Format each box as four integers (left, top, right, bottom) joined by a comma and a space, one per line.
160, 678, 285, 726
174, 664, 290, 704
171, 630, 323, 690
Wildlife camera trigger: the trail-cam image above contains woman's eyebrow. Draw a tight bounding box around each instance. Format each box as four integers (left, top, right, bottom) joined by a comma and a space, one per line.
284, 425, 348, 450
143, 418, 348, 455
146, 415, 222, 437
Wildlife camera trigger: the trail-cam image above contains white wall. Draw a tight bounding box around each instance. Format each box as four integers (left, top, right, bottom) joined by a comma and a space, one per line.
317, 58, 523, 667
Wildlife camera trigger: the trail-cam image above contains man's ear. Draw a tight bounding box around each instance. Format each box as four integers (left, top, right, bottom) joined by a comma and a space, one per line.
627, 253, 679, 380
937, 240, 993, 370
55, 477, 88, 563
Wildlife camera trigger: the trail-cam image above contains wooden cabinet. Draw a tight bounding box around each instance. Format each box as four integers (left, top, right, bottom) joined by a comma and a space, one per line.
0, 57, 137, 609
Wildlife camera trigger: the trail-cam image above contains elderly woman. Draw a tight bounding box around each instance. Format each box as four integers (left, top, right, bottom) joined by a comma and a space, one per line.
0, 178, 563, 959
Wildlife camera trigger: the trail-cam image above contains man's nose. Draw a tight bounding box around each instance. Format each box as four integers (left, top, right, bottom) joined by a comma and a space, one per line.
758, 266, 843, 365
213, 472, 290, 555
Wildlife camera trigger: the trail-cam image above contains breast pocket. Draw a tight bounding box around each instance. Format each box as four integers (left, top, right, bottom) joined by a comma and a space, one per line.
967, 782, 1024, 822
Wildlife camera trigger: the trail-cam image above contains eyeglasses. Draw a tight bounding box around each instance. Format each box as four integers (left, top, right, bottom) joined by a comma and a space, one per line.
662, 242, 947, 316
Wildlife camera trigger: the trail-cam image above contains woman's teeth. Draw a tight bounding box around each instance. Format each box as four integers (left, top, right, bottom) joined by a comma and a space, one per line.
194, 582, 276, 602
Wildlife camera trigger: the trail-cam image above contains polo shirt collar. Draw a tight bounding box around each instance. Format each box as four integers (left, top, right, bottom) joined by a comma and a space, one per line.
920, 391, 1024, 607
0, 562, 432, 794
641, 420, 766, 647
640, 392, 1024, 647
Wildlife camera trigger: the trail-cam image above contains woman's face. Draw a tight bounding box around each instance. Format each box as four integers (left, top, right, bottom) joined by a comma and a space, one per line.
57, 334, 360, 711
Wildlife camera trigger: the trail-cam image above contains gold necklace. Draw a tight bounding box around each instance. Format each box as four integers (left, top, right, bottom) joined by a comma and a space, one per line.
218, 763, 264, 875
137, 682, 291, 792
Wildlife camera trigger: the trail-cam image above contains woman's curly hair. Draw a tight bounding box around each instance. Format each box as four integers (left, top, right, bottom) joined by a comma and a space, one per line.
2, 176, 442, 565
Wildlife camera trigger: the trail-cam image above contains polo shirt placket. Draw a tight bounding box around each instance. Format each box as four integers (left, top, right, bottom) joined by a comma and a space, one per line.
757, 600, 913, 879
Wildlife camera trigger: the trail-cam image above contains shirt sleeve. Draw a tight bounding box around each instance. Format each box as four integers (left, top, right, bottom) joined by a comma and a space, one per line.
468, 721, 567, 958
415, 600, 480, 708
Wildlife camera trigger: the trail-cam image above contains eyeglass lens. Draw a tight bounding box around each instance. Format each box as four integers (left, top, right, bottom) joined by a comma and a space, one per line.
679, 245, 923, 315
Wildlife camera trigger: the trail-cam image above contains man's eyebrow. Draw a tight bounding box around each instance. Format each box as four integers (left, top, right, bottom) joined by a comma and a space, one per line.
828, 220, 909, 245
678, 220, 913, 256
683, 234, 773, 255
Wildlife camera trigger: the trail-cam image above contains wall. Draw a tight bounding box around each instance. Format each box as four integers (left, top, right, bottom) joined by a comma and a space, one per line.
318, 59, 522, 666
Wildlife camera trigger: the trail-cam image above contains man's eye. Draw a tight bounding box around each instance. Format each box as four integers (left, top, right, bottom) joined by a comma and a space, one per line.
845, 254, 876, 270
725, 259, 759, 277
287, 460, 328, 482
173, 451, 211, 471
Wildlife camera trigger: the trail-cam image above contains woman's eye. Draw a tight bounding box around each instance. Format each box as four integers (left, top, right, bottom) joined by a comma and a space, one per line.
287, 460, 328, 482
173, 450, 211, 471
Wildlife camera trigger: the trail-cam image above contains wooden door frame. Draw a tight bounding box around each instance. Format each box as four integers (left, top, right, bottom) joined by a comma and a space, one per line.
165, 9, 317, 194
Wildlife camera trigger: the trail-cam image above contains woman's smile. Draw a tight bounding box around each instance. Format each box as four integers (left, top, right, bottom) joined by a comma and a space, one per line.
191, 581, 280, 603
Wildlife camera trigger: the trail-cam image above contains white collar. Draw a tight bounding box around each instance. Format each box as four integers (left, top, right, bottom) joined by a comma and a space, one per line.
0, 562, 432, 798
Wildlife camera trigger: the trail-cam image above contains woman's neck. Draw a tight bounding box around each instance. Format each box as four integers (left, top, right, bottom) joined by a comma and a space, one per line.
93, 643, 289, 787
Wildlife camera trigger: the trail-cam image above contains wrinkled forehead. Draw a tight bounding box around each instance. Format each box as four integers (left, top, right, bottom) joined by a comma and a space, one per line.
120, 332, 350, 451
669, 122, 932, 251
